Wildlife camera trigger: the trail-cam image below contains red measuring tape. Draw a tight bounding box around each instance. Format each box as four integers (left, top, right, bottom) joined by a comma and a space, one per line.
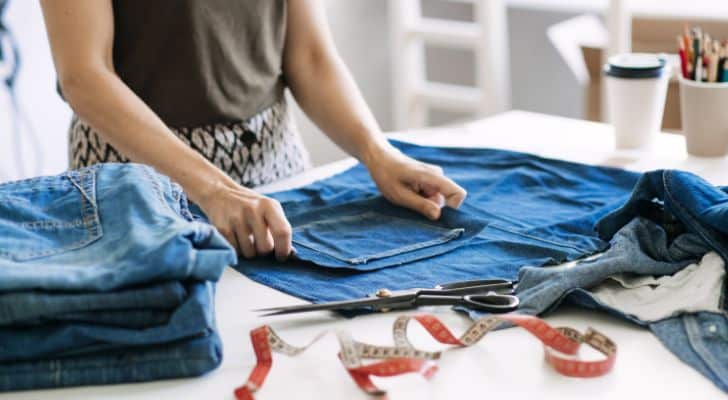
235, 313, 617, 399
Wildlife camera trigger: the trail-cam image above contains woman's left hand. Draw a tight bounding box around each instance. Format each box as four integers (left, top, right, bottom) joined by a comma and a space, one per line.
364, 145, 467, 220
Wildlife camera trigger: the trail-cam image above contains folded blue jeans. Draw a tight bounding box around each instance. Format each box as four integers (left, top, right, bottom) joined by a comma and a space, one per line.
0, 164, 235, 292
0, 163, 236, 390
0, 280, 217, 362
0, 281, 187, 327
0, 329, 223, 391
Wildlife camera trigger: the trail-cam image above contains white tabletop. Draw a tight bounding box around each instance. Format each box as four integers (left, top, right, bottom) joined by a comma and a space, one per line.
5, 111, 726, 400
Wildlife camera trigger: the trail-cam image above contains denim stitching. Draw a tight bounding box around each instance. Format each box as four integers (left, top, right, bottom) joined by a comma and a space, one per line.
292, 212, 456, 233
293, 228, 465, 264
292, 212, 465, 264
65, 170, 96, 208
17, 220, 89, 229
486, 223, 590, 253
683, 314, 728, 389
0, 169, 103, 261
140, 165, 179, 216
663, 171, 727, 261
0, 354, 219, 375
348, 228, 464, 264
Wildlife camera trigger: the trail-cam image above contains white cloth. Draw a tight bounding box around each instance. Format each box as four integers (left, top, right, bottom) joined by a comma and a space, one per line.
590, 252, 725, 322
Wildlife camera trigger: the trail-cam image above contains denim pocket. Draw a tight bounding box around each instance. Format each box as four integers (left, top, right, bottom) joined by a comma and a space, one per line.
288, 197, 487, 270
0, 168, 103, 261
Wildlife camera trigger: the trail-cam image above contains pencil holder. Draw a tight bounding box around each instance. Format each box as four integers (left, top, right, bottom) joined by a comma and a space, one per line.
679, 75, 728, 157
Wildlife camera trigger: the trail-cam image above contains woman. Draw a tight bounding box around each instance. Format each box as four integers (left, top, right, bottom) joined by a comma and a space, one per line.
40, 0, 466, 261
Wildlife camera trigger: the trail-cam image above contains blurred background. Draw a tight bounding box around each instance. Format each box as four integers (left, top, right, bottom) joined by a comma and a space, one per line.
0, 0, 726, 182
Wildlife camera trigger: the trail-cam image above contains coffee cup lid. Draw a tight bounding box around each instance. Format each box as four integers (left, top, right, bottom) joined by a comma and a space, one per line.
604, 53, 668, 78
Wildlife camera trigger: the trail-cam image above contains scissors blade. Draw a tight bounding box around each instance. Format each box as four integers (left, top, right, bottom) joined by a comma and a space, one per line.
254, 294, 414, 316
437, 279, 514, 290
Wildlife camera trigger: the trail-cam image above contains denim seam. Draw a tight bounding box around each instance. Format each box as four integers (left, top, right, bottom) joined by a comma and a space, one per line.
16, 220, 89, 229
292, 211, 456, 233
0, 355, 219, 376
292, 228, 465, 264
292, 212, 465, 264
663, 172, 726, 261
487, 223, 590, 253
0, 169, 104, 261
66, 170, 96, 208
683, 314, 728, 388
140, 165, 176, 216
349, 228, 464, 264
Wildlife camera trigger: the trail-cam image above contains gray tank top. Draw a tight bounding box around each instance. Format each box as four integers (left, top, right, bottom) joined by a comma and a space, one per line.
111, 0, 287, 127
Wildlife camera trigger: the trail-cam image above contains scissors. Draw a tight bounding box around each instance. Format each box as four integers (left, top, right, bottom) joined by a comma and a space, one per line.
255, 279, 519, 316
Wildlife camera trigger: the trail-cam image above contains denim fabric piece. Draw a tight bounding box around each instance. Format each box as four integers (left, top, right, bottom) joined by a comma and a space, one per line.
505, 169, 728, 393
0, 329, 223, 392
290, 196, 487, 270
0, 281, 187, 326
651, 314, 728, 392
234, 140, 640, 303
596, 170, 728, 262
0, 164, 236, 292
511, 217, 710, 318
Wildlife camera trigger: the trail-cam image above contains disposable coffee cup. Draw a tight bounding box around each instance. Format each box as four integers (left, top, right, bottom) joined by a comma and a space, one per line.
678, 75, 728, 157
604, 53, 670, 149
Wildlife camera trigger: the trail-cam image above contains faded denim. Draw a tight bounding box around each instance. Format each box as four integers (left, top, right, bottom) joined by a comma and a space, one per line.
511, 170, 728, 392
0, 163, 236, 391
235, 140, 640, 303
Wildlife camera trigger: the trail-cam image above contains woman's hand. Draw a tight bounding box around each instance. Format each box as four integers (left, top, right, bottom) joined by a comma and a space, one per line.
196, 182, 293, 261
364, 145, 467, 220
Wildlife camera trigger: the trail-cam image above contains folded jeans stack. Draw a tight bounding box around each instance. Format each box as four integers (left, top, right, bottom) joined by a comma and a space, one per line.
0, 164, 236, 391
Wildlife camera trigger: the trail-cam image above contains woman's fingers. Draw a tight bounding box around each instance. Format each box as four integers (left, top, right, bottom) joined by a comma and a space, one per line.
393, 186, 443, 220
234, 223, 256, 259
419, 172, 467, 209
248, 208, 274, 255
263, 202, 293, 261
218, 227, 242, 257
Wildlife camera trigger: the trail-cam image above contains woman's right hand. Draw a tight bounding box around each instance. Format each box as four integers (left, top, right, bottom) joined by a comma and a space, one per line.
196, 181, 293, 261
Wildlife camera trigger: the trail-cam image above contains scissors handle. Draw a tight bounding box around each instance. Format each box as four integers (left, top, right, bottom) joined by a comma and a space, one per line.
414, 292, 519, 313
462, 293, 519, 313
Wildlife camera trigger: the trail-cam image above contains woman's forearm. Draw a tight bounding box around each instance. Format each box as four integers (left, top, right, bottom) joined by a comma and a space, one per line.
60, 66, 234, 204
283, 0, 393, 167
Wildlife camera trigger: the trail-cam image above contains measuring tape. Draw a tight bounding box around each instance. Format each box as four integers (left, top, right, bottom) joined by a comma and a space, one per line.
235, 313, 617, 399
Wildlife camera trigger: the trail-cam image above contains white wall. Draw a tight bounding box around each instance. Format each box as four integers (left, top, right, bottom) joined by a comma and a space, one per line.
0, 0, 70, 183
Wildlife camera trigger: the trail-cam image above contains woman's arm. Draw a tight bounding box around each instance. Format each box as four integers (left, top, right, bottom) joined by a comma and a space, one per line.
40, 0, 292, 260
283, 0, 467, 220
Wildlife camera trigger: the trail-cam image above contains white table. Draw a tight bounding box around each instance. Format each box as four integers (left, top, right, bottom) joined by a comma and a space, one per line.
5, 111, 726, 400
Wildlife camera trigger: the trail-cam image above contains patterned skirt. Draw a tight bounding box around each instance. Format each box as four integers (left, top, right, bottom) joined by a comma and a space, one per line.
68, 98, 311, 187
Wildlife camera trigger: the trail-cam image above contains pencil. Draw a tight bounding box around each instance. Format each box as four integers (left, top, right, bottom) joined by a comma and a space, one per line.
678, 36, 688, 78
722, 43, 728, 82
